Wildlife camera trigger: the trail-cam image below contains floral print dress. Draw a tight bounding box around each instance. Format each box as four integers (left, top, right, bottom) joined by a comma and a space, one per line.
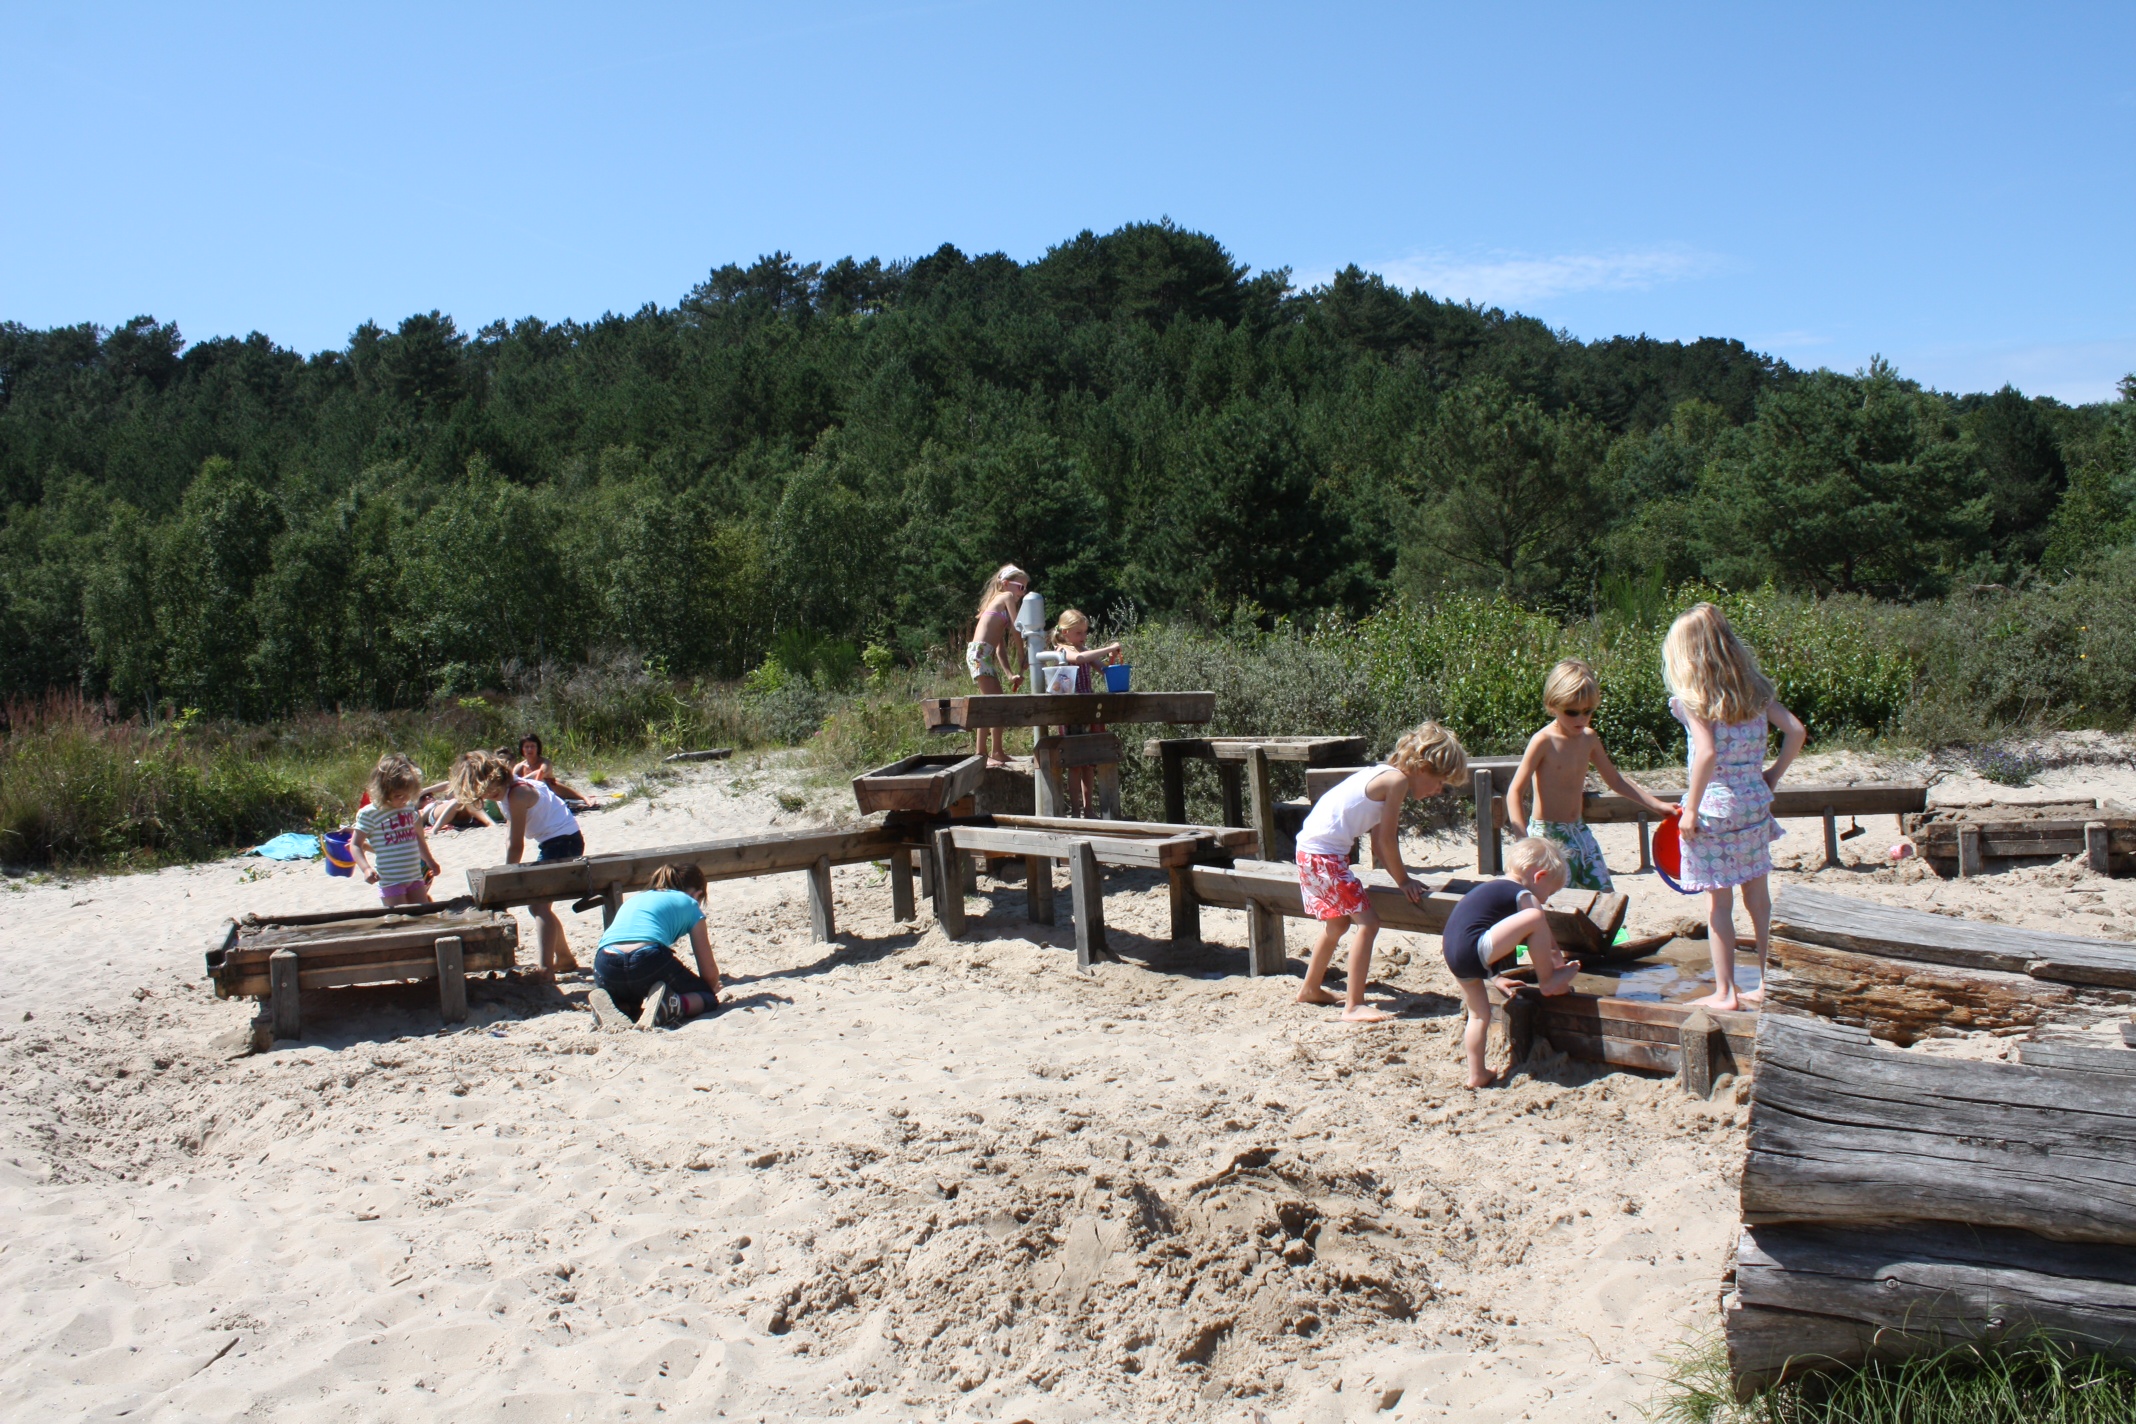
1670, 696, 1783, 890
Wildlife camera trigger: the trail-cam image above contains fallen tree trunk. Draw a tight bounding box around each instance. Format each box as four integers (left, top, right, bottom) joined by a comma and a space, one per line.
1764, 937, 2081, 1045
1772, 887, 2136, 989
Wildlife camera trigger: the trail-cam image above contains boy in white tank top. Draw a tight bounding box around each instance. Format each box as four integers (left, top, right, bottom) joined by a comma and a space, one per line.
1293, 722, 1470, 1022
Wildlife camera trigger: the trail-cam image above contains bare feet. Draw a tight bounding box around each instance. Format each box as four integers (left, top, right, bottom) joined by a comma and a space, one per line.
1739, 986, 1766, 1006
1295, 987, 1342, 1006
1340, 1004, 1393, 1024
1688, 988, 1741, 1012
1465, 1069, 1501, 1089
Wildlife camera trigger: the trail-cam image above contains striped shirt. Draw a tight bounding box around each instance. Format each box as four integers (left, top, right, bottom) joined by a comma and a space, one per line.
355, 802, 426, 885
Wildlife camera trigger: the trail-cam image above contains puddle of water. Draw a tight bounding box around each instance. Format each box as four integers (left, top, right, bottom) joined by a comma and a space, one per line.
1600, 959, 1762, 1004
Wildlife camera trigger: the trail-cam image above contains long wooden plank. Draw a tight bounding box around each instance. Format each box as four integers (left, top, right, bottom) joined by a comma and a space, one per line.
464, 822, 905, 907
224, 949, 517, 998
992, 814, 1258, 849
1741, 1013, 2136, 1244
1480, 783, 1928, 829
1772, 886, 2136, 989
922, 692, 1215, 731
949, 825, 1202, 869
1731, 1222, 2136, 1381
1187, 862, 1623, 954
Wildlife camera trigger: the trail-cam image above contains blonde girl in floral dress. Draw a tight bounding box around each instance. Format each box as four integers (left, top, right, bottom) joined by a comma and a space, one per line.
1665, 603, 1806, 1013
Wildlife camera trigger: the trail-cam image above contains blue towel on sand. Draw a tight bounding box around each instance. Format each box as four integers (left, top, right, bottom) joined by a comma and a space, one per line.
249, 833, 321, 861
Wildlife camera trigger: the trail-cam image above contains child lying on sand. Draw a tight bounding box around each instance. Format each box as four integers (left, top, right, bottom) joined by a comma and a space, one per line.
1440, 836, 1579, 1087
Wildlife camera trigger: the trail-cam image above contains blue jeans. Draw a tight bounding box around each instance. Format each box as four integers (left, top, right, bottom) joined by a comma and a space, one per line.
593, 943, 710, 1019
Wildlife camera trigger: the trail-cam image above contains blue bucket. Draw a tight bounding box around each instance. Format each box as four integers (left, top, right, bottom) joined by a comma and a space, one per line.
323, 829, 355, 877
1103, 663, 1132, 693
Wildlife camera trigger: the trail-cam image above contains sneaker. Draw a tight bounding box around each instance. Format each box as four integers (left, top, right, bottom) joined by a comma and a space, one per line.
636, 983, 676, 1030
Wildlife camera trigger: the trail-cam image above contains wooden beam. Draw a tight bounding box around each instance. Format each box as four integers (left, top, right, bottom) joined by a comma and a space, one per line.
1026, 855, 1055, 926
1167, 867, 1200, 948
435, 935, 468, 1023
1032, 734, 1064, 818
948, 825, 1206, 869
1247, 747, 1276, 874
1958, 825, 1984, 877
2091, 821, 2114, 875
1534, 994, 1754, 1076
1741, 1013, 2136, 1245
931, 828, 965, 939
1727, 1221, 2136, 1392
1245, 899, 1287, 975
1772, 887, 2136, 989
269, 949, 300, 1040
890, 846, 916, 922
465, 822, 905, 908
993, 813, 1257, 848
806, 855, 834, 942
1159, 742, 1187, 824
1679, 1007, 1717, 1098
1217, 763, 1244, 829
1473, 767, 1500, 875
923, 691, 1216, 731
1187, 861, 1625, 956
1070, 841, 1107, 970
1765, 936, 2078, 1044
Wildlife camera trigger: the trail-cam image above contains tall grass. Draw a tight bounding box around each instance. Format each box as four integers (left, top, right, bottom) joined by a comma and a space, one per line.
1647, 1334, 2136, 1424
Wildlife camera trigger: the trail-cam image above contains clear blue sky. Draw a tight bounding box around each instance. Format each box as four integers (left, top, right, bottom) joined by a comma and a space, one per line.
4, 2, 2132, 401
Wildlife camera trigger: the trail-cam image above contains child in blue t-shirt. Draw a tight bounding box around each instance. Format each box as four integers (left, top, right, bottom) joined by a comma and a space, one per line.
594, 863, 724, 1029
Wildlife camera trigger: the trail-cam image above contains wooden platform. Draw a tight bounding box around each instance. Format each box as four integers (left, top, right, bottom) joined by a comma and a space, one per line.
1906, 799, 2134, 877
205, 902, 520, 1041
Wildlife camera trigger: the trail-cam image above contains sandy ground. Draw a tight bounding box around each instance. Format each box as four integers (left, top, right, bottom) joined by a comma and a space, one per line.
3, 740, 2133, 1423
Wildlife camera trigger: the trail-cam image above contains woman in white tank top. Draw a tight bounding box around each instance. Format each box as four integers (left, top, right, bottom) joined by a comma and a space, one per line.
449, 750, 585, 976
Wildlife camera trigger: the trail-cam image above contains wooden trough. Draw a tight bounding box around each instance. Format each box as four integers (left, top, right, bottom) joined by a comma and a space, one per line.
205, 900, 520, 1042
1906, 797, 2135, 877
1725, 1012, 2136, 1394
851, 752, 985, 816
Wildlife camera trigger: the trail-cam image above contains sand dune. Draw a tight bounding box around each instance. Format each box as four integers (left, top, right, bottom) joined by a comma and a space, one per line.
3, 745, 2131, 1421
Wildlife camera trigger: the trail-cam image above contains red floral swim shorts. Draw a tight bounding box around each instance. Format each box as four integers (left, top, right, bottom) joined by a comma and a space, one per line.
1298, 852, 1369, 920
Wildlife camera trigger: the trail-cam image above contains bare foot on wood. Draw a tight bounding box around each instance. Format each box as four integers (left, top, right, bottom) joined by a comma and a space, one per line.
1688, 988, 1741, 1011
1341, 1004, 1394, 1024
1294, 987, 1342, 1007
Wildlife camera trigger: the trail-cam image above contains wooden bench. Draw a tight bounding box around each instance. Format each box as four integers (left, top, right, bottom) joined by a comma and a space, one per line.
205, 901, 520, 1042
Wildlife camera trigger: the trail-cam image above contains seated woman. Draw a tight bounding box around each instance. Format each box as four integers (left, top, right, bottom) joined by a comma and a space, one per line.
514, 732, 589, 806
593, 863, 723, 1029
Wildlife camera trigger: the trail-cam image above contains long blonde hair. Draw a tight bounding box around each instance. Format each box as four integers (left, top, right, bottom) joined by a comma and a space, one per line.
976, 563, 1028, 616
1050, 607, 1089, 649
1663, 603, 1775, 725
366, 753, 421, 807
447, 749, 514, 807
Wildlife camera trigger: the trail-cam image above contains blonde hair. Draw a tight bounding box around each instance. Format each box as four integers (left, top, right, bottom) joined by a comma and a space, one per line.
1505, 835, 1565, 885
366, 753, 421, 806
977, 563, 1029, 614
1663, 602, 1775, 725
447, 749, 514, 807
1388, 720, 1471, 786
1543, 659, 1599, 714
648, 863, 708, 898
1050, 607, 1089, 648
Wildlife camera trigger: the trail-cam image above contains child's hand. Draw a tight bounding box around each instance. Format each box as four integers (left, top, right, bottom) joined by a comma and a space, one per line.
1009, 673, 1024, 690
363, 868, 379, 884
1397, 876, 1424, 905
1677, 803, 1699, 840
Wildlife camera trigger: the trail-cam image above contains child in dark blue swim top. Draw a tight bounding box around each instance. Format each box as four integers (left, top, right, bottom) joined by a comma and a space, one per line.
594, 863, 724, 1030
1440, 837, 1579, 1089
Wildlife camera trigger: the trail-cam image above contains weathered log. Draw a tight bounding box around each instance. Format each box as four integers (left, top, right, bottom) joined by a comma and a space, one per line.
1765, 936, 2079, 1044
1742, 1014, 2136, 1244
1727, 1221, 2136, 1392
1772, 886, 2136, 989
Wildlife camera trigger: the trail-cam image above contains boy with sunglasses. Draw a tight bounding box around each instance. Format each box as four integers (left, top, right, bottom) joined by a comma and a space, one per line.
1504, 659, 1678, 892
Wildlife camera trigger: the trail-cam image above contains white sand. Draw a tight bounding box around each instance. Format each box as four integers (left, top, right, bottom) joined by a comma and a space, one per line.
3, 742, 2131, 1422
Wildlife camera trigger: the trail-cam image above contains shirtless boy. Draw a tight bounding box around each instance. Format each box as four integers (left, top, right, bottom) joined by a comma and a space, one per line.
1505, 659, 1678, 892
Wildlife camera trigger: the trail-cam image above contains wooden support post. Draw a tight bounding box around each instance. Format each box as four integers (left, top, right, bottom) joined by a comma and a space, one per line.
1473, 767, 1500, 876
1160, 743, 1187, 825
1245, 900, 1286, 976
2088, 821, 2112, 875
932, 829, 966, 939
1679, 1007, 1715, 1098
601, 882, 623, 927
435, 935, 468, 1024
890, 846, 916, 922
1218, 763, 1245, 829
269, 948, 300, 1041
1167, 867, 1200, 948
1246, 747, 1276, 866
1636, 814, 1653, 873
1094, 760, 1123, 821
1026, 854, 1055, 926
1070, 840, 1107, 970
1033, 730, 1064, 817
1822, 808, 1841, 869
1957, 825, 1984, 878
807, 855, 835, 942
1505, 990, 1537, 1067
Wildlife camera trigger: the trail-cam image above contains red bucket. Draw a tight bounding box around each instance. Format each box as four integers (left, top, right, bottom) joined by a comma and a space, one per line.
1652, 815, 1692, 895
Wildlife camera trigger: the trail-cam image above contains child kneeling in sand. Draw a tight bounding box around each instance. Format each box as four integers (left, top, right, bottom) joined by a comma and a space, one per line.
593, 864, 724, 1029
1440, 837, 1579, 1087
1294, 721, 1470, 1023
